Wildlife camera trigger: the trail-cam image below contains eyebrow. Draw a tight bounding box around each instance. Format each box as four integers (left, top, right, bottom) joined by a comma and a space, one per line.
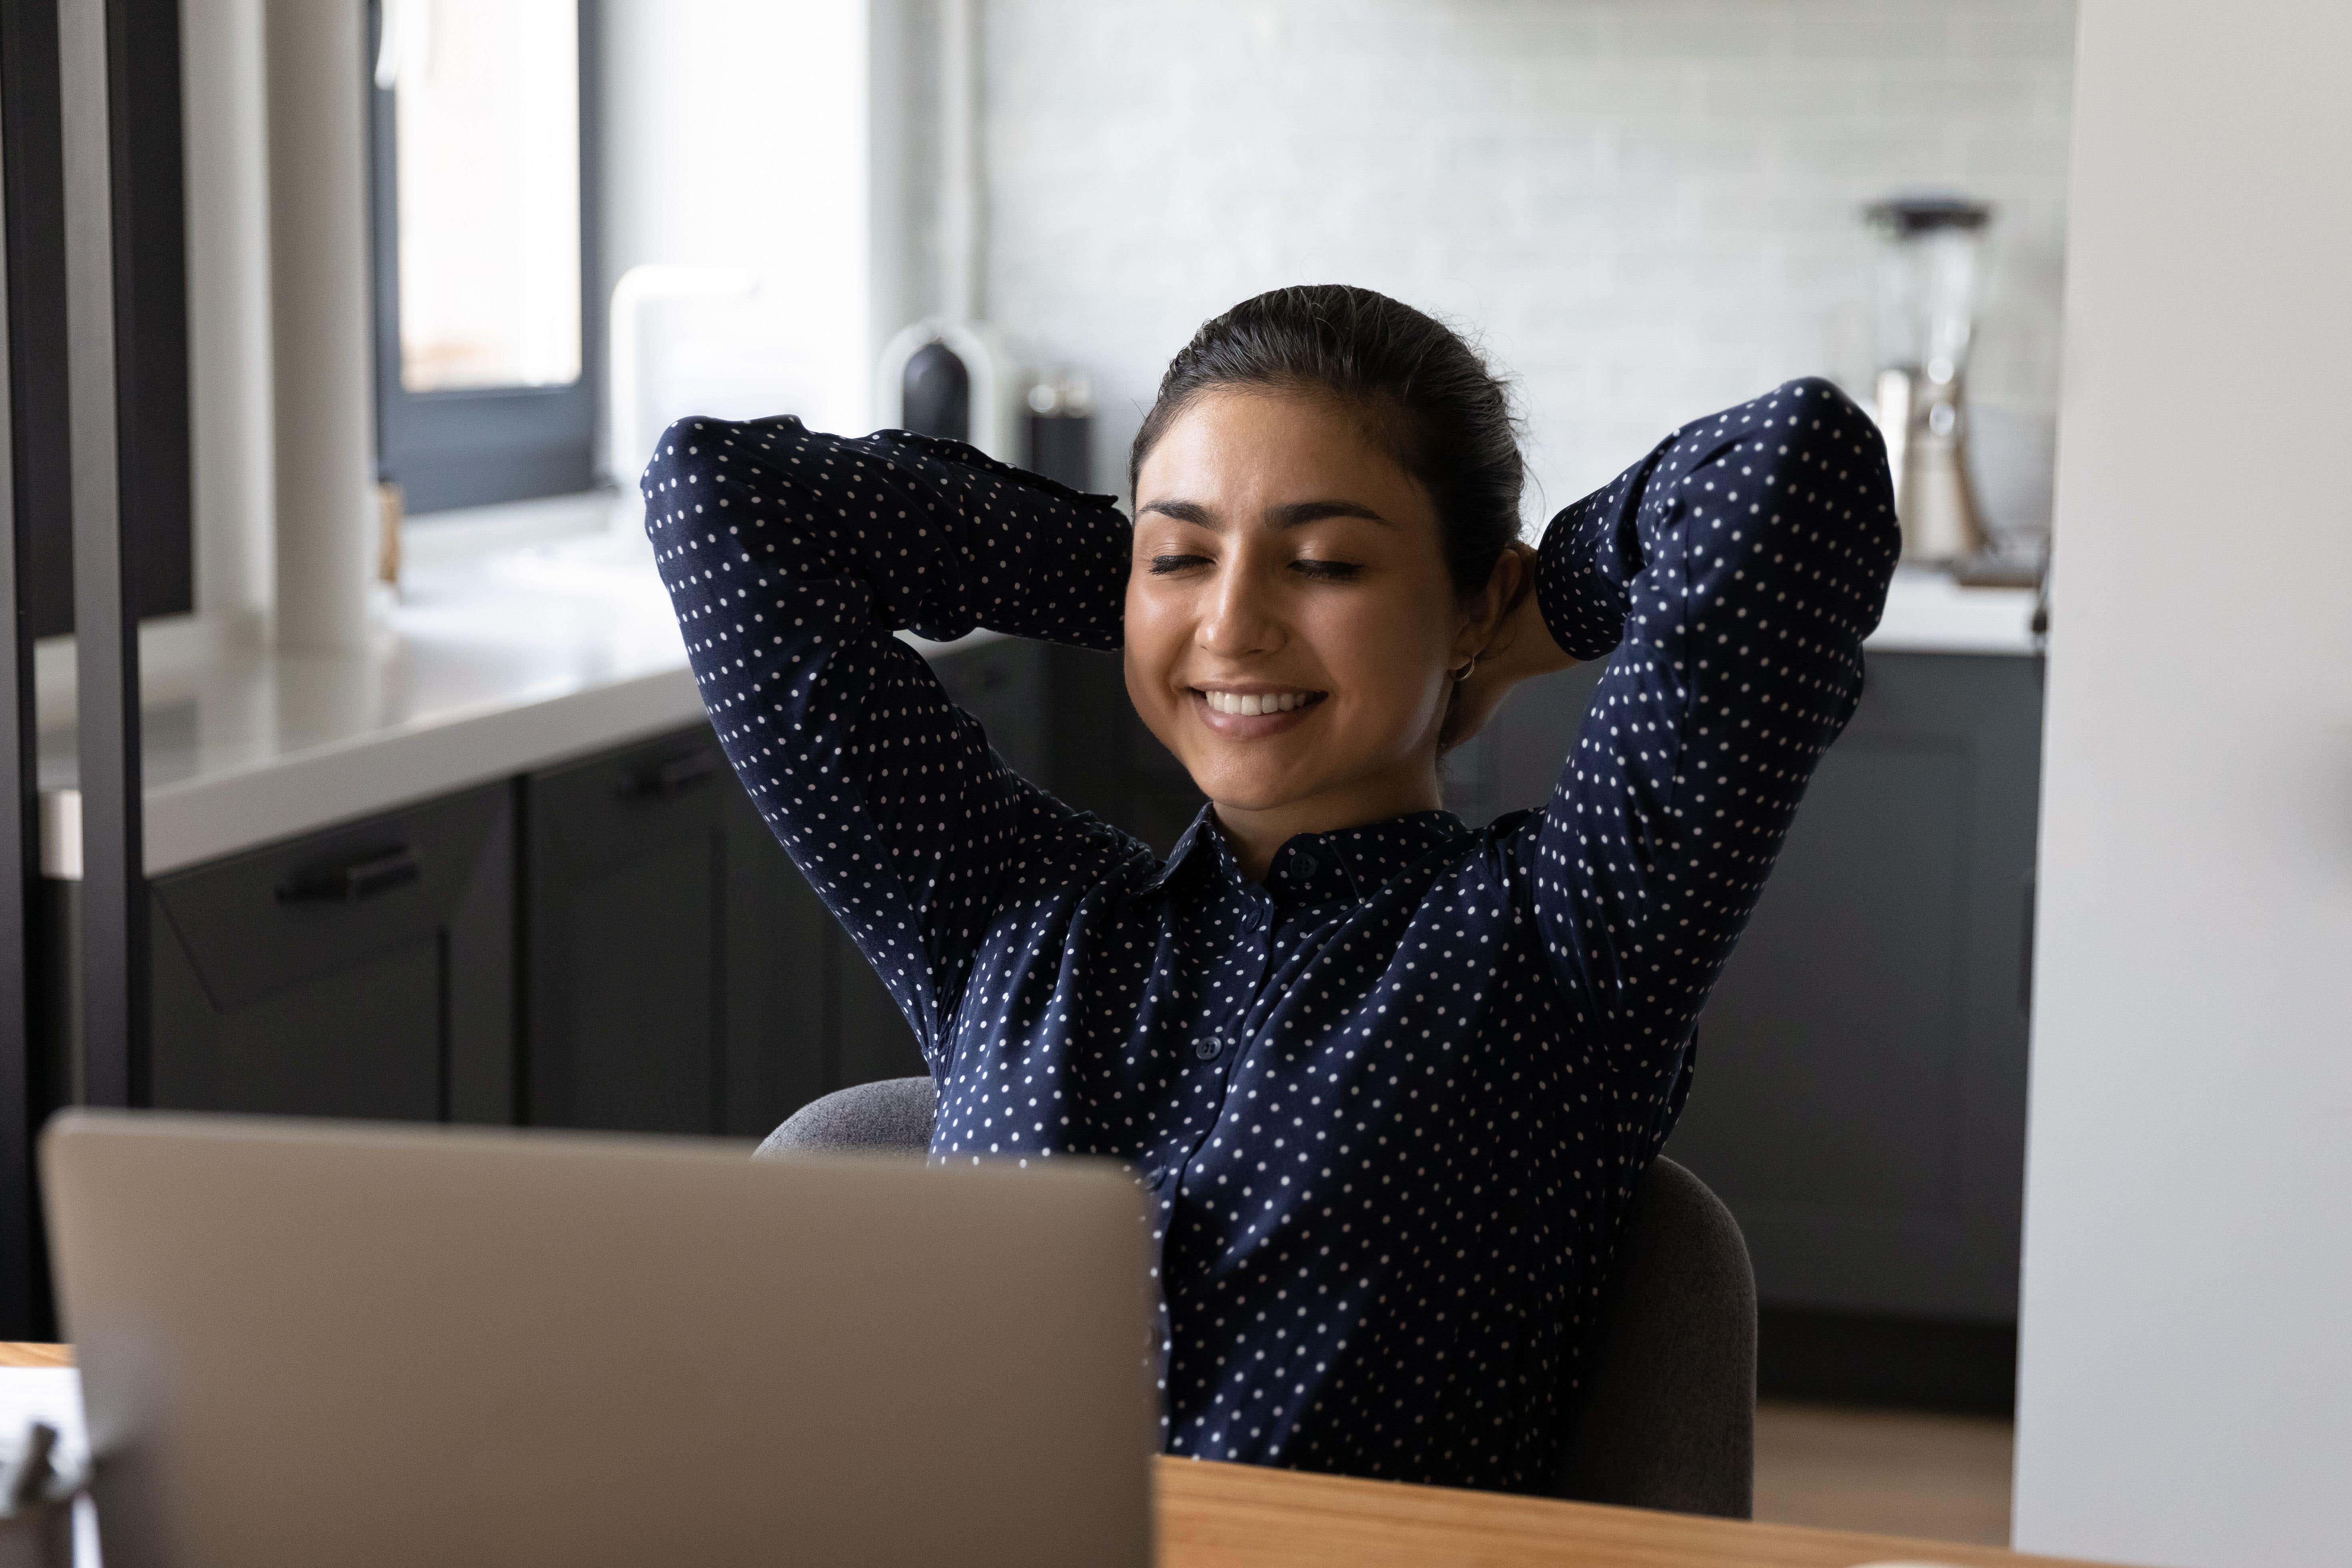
1135, 498, 1394, 529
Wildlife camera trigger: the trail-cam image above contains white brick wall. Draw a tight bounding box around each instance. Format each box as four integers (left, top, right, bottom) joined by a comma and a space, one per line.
976, 0, 2075, 522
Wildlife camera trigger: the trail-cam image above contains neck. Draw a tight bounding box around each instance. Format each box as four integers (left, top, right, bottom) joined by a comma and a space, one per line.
1211, 765, 1444, 881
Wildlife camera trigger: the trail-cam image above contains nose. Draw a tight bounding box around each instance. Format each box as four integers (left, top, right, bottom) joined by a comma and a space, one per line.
1195, 555, 1285, 660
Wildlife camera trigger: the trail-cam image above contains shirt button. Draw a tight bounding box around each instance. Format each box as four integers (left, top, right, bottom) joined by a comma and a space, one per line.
1193, 1036, 1223, 1061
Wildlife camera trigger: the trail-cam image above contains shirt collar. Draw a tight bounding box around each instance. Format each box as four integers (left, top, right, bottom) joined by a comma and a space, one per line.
1138, 804, 1474, 905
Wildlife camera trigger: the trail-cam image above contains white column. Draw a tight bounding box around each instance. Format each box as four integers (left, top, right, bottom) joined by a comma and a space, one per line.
263, 0, 376, 653
181, 0, 275, 644
2013, 0, 2352, 1563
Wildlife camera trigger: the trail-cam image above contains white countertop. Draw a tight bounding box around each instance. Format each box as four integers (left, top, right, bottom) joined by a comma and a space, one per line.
38, 506, 2039, 880
1866, 564, 2043, 656
41, 523, 708, 878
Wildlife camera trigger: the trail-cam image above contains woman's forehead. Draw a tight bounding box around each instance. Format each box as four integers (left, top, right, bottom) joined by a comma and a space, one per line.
1134, 387, 1431, 524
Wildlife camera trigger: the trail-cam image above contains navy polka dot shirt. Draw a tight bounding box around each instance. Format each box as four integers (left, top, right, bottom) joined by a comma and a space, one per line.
644, 376, 1897, 1494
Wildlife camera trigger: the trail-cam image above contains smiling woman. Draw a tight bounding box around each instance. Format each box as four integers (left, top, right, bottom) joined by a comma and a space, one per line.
1128, 389, 1504, 876
642, 283, 1899, 1494
1120, 289, 1552, 877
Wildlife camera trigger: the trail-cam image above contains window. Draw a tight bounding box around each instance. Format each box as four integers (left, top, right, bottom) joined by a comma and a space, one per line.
368, 0, 598, 514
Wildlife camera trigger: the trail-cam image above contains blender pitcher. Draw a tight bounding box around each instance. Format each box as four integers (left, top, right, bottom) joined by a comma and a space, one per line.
1865, 195, 1992, 564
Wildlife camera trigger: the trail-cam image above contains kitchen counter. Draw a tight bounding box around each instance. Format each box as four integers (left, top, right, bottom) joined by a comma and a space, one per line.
1867, 563, 2043, 655
40, 523, 705, 878
37, 501, 2039, 879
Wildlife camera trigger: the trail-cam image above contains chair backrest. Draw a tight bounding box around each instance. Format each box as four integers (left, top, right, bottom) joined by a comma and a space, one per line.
761, 1078, 1754, 1517
759, 1075, 938, 1156
1551, 1154, 1756, 1518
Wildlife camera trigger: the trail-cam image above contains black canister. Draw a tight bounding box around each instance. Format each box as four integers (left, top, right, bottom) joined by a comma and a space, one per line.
901, 339, 973, 443
1025, 372, 1095, 492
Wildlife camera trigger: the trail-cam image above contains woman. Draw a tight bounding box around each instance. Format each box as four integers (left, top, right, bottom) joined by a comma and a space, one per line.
645, 284, 1897, 1493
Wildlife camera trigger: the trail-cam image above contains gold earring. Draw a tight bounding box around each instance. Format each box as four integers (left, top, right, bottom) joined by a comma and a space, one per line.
1452, 654, 1479, 684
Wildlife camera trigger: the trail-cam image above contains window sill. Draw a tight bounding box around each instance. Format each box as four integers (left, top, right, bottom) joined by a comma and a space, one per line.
399, 486, 637, 572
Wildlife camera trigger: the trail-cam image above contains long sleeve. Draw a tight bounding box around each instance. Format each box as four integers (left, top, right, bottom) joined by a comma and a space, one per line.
641, 416, 1137, 1066
1516, 377, 1900, 1116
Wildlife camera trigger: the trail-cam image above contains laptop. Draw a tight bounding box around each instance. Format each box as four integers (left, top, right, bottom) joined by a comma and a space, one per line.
39, 1110, 1155, 1568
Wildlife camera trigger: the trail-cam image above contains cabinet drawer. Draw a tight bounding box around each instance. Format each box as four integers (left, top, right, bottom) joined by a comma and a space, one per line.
145, 782, 514, 1123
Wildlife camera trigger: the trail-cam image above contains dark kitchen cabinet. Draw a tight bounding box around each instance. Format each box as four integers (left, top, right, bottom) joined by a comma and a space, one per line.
141, 782, 515, 1123
1482, 651, 2043, 1356
39, 640, 1146, 1149
1669, 654, 2042, 1328
519, 728, 839, 1137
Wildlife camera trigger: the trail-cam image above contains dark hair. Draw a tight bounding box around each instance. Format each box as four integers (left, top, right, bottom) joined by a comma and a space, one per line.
1129, 284, 1526, 602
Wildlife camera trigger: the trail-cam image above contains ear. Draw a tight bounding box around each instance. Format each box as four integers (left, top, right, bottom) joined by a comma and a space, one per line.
1454, 543, 1531, 662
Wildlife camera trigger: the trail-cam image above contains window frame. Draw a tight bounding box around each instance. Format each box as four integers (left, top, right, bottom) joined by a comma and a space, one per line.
365, 0, 602, 516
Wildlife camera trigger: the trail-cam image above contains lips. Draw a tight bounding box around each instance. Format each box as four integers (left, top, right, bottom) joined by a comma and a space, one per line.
1187, 686, 1329, 735
1201, 689, 1323, 717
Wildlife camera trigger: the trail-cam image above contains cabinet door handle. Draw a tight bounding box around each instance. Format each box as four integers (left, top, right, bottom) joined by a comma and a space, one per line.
626, 751, 722, 800
277, 846, 421, 904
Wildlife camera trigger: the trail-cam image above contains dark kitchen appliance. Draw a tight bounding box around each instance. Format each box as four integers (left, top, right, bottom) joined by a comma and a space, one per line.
1024, 371, 1095, 492
876, 319, 1024, 463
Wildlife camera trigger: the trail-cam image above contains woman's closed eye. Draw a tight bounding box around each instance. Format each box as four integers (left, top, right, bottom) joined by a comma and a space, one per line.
1291, 558, 1364, 581
1143, 553, 1365, 579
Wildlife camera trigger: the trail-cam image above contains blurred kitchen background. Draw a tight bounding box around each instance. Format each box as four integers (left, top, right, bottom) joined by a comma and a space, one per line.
603, 0, 2068, 543
19, 0, 2079, 1547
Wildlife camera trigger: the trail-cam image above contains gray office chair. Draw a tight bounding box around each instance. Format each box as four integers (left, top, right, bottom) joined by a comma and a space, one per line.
760, 1076, 1755, 1518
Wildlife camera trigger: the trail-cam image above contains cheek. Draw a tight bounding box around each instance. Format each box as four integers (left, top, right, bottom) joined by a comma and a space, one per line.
1121, 577, 1183, 712
1305, 585, 1452, 719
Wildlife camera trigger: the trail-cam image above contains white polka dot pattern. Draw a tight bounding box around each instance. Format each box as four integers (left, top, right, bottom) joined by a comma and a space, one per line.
643, 377, 1898, 1494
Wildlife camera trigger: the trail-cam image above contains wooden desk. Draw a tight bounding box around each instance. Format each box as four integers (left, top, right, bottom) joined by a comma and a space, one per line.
3, 1343, 2108, 1567
1154, 1454, 2107, 1568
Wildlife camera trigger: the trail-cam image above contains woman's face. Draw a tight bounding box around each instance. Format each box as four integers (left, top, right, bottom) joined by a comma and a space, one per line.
1125, 387, 1480, 834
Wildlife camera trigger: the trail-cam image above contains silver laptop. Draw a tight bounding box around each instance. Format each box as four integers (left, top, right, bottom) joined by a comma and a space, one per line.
40, 1111, 1155, 1568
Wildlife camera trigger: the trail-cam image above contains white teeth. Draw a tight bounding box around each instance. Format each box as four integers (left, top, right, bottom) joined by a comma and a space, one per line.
1204, 690, 1315, 716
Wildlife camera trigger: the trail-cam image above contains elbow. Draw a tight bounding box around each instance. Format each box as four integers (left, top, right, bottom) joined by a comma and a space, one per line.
640, 415, 743, 548
641, 416, 714, 496
1762, 378, 1899, 555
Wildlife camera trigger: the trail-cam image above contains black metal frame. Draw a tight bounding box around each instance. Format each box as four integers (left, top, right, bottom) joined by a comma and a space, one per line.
0, 0, 182, 643
0, 0, 176, 1336
366, 0, 601, 515
60, 0, 146, 1119
0, 0, 42, 1340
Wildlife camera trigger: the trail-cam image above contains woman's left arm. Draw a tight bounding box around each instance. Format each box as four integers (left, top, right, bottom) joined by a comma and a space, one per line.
1496, 378, 1901, 1100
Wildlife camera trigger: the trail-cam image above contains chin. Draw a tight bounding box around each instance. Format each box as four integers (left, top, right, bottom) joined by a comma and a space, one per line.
1185, 764, 1312, 815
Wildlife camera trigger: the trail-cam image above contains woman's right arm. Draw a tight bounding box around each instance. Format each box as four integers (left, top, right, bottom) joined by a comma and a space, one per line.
1504, 379, 1899, 1154
642, 415, 1135, 1067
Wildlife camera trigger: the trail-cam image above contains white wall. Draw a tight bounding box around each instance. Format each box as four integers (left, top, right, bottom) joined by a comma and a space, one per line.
2011, 0, 2352, 1562
598, 0, 899, 477
977, 0, 2075, 513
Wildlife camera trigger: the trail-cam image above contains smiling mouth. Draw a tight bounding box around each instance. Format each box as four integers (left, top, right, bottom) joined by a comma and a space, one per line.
1195, 688, 1327, 718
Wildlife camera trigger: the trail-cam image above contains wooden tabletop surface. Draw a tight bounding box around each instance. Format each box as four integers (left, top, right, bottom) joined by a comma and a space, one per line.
1153, 1450, 2108, 1568
3, 1343, 2110, 1566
